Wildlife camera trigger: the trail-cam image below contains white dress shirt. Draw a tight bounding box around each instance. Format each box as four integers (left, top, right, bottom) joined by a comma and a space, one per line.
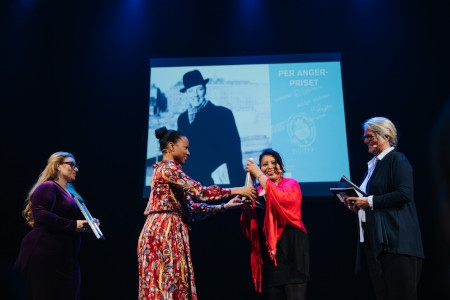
358, 147, 394, 242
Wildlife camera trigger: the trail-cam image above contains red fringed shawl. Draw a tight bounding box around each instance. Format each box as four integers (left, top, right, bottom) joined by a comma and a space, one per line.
240, 177, 306, 293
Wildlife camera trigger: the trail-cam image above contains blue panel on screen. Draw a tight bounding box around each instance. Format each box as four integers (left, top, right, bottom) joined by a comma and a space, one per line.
144, 53, 350, 197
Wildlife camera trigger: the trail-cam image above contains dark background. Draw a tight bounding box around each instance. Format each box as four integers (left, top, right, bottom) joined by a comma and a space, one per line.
1, 0, 449, 299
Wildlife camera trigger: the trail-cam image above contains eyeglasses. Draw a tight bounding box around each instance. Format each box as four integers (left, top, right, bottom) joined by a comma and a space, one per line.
362, 134, 377, 141
62, 162, 79, 169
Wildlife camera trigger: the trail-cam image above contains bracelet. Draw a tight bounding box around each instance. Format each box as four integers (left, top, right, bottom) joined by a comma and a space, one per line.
257, 173, 264, 180
220, 202, 225, 213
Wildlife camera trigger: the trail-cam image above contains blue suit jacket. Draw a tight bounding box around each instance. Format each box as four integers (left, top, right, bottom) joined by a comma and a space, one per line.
364, 150, 425, 261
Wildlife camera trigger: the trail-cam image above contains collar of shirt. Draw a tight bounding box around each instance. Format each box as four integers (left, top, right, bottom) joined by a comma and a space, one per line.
365, 146, 395, 170
376, 146, 395, 161
187, 100, 209, 123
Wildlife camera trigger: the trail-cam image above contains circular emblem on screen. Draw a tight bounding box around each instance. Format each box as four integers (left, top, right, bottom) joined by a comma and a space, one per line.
287, 114, 316, 147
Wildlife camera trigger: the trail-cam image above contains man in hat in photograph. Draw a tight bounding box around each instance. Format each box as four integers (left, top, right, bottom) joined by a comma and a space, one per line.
177, 69, 244, 188
177, 69, 246, 298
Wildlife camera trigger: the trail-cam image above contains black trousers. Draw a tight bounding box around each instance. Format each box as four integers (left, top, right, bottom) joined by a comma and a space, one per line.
361, 237, 422, 300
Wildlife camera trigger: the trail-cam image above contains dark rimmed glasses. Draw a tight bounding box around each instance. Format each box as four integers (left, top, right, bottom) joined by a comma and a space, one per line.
362, 133, 378, 141
62, 162, 79, 169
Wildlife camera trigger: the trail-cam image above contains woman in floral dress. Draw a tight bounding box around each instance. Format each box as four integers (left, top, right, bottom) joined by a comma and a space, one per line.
138, 126, 256, 300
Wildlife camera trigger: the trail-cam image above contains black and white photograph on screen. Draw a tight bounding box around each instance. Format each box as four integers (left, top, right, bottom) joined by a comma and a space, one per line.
145, 64, 271, 194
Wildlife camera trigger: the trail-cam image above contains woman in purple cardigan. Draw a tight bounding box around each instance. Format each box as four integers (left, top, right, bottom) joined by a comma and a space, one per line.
346, 117, 424, 300
14, 151, 96, 300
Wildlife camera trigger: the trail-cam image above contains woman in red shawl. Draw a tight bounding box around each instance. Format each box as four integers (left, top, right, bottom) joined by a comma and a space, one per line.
241, 148, 309, 300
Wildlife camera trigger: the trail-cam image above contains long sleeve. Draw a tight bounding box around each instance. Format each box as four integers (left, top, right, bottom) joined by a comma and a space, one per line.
32, 181, 78, 232
365, 151, 424, 259
161, 160, 231, 200
144, 160, 231, 216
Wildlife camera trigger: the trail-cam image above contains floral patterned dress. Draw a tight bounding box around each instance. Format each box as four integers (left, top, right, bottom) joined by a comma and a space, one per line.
138, 160, 231, 300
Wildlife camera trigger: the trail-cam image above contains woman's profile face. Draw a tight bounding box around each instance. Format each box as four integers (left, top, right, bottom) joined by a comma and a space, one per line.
260, 154, 282, 183
172, 136, 190, 165
363, 128, 389, 156
57, 157, 79, 182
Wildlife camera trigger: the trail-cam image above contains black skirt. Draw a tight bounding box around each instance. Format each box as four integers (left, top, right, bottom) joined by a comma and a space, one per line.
262, 225, 310, 287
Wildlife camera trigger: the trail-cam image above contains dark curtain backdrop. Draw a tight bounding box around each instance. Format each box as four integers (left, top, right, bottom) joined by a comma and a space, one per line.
1, 0, 449, 299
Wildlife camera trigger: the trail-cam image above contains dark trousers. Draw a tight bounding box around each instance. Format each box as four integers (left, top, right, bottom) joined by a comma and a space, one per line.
361, 242, 422, 300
